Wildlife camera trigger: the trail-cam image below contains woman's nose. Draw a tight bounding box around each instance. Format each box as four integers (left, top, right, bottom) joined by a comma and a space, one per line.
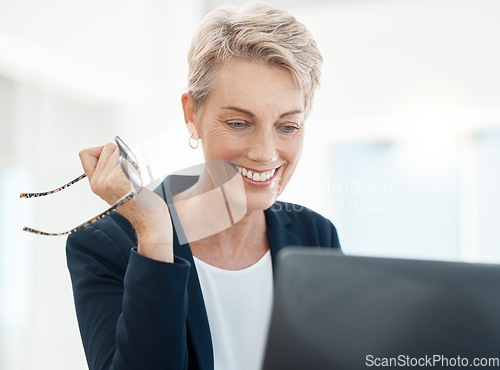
246, 128, 278, 164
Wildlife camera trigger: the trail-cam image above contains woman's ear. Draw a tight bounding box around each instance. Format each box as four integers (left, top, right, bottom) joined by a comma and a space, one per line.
181, 93, 200, 140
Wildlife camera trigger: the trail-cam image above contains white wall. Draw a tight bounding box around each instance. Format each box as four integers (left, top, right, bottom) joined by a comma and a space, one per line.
281, 0, 500, 260
0, 0, 203, 369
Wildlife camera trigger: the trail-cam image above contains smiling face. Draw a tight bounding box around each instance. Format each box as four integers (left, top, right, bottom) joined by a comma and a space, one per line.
183, 59, 305, 211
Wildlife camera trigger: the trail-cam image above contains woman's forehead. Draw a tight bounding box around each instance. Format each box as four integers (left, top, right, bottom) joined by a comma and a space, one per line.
207, 60, 305, 113
215, 59, 296, 87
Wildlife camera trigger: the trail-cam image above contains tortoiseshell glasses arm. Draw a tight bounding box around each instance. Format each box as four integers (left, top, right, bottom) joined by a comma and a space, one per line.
20, 174, 87, 198
22, 191, 136, 236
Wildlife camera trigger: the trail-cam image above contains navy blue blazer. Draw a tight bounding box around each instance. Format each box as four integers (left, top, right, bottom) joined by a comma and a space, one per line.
67, 186, 340, 370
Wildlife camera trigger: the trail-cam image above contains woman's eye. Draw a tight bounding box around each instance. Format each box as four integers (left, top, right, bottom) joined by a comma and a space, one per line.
226, 121, 248, 129
279, 125, 299, 133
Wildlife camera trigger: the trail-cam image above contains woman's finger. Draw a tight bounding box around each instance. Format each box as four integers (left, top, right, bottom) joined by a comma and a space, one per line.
92, 143, 118, 181
79, 145, 104, 180
99, 147, 120, 181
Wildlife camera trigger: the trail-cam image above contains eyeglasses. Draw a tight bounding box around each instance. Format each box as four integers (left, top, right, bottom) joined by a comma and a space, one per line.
20, 136, 143, 236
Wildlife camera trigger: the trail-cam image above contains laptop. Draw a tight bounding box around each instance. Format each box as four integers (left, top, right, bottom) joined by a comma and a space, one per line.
263, 248, 500, 369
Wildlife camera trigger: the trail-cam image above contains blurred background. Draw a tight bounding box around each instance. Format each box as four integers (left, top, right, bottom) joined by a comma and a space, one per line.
1, 0, 499, 368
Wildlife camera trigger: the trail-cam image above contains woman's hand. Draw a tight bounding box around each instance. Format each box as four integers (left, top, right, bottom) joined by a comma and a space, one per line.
79, 143, 174, 263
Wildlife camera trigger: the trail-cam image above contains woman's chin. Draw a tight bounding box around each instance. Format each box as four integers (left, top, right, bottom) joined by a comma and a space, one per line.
224, 192, 276, 217
244, 193, 278, 212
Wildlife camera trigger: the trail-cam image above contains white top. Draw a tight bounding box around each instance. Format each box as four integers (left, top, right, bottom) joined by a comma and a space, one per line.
193, 251, 274, 370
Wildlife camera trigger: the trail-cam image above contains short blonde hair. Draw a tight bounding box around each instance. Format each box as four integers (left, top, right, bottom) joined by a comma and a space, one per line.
187, 1, 323, 117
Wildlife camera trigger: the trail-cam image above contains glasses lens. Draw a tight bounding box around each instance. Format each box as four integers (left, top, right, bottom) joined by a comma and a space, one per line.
115, 136, 138, 167
120, 156, 143, 192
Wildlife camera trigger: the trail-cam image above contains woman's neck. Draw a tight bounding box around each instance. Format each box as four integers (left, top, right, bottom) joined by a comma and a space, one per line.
173, 173, 269, 270
190, 209, 269, 270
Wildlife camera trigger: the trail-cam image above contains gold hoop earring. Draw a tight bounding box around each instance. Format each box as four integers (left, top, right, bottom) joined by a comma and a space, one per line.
189, 134, 199, 149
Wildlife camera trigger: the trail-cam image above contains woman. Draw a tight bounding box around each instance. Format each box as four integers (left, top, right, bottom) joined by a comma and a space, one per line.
67, 2, 340, 370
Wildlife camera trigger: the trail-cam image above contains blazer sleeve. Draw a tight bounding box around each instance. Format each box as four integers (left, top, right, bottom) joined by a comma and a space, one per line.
66, 224, 191, 370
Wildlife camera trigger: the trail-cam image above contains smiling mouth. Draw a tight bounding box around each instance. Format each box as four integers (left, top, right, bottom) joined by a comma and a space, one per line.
230, 163, 279, 182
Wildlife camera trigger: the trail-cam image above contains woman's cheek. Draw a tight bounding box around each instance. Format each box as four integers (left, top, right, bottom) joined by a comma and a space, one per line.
278, 141, 303, 194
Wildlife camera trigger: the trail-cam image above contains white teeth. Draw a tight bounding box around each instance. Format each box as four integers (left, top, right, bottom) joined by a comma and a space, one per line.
236, 165, 278, 182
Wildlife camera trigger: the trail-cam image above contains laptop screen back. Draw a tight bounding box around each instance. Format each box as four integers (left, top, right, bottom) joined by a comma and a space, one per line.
263, 248, 500, 369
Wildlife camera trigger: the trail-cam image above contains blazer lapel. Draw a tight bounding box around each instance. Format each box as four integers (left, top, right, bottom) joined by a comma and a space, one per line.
174, 240, 214, 370
264, 203, 302, 272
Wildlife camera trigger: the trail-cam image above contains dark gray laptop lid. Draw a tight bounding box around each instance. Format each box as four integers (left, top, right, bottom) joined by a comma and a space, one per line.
263, 247, 500, 369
